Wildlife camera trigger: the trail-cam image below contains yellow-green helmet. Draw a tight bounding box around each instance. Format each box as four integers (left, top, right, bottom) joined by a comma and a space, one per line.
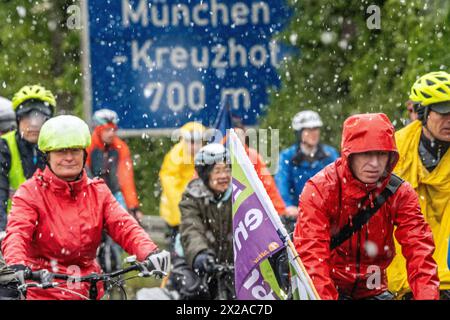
12, 85, 56, 116
409, 71, 450, 106
38, 115, 91, 152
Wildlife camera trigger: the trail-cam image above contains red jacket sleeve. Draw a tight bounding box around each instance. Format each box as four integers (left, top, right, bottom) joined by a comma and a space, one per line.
116, 139, 139, 209
248, 147, 286, 215
1, 185, 38, 266
393, 183, 439, 300
102, 188, 158, 261
293, 180, 338, 300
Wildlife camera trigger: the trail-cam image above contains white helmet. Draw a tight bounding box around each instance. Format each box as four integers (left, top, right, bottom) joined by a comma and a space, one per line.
92, 108, 119, 127
194, 143, 230, 186
194, 143, 229, 166
292, 110, 323, 131
0, 97, 17, 133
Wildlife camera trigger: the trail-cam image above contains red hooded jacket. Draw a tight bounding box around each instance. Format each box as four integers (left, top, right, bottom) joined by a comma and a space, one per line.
293, 113, 439, 300
1, 166, 158, 300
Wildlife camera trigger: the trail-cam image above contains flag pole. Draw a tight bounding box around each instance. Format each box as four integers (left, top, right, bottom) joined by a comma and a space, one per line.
286, 239, 321, 299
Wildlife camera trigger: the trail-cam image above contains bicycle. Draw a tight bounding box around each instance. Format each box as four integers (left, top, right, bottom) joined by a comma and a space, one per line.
14, 255, 166, 300
136, 262, 235, 300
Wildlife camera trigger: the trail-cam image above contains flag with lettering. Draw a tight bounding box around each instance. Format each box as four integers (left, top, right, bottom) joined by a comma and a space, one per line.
229, 129, 319, 300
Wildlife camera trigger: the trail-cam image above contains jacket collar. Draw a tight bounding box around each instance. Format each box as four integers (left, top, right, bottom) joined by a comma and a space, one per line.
186, 178, 231, 203
292, 143, 329, 164
36, 166, 89, 197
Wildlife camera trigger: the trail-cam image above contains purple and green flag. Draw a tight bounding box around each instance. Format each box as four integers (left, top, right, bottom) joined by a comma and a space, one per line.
229, 129, 319, 300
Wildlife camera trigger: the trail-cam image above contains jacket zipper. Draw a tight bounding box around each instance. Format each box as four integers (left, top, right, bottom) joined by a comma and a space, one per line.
68, 183, 76, 199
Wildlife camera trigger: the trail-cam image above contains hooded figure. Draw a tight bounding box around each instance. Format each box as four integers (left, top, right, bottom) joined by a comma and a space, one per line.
159, 122, 206, 228
86, 109, 140, 214
293, 113, 439, 300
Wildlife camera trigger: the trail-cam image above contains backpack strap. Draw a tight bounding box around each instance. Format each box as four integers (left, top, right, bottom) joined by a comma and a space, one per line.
330, 174, 404, 251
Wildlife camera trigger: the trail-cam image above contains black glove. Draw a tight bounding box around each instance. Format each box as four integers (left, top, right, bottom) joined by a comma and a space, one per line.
193, 252, 215, 274
8, 264, 32, 279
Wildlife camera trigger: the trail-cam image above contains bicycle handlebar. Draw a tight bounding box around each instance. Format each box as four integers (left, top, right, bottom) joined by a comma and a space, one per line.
19, 256, 164, 292
207, 263, 234, 275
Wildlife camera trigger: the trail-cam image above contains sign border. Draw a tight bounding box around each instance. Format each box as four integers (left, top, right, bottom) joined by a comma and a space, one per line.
81, 0, 179, 137
81, 0, 93, 131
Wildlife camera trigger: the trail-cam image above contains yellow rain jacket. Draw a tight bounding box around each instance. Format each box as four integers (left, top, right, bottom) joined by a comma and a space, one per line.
159, 122, 205, 227
387, 120, 450, 296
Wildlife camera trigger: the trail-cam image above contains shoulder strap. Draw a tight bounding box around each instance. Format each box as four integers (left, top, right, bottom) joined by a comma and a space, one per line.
330, 174, 404, 250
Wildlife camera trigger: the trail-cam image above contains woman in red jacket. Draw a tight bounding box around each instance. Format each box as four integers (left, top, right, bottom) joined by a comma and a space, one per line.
293, 113, 439, 300
1, 115, 169, 300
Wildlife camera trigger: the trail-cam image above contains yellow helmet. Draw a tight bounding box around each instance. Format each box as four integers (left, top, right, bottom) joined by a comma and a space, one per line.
180, 121, 206, 141
409, 71, 450, 106
11, 85, 56, 116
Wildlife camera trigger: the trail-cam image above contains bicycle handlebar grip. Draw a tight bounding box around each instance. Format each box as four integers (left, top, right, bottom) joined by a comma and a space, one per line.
29, 270, 44, 281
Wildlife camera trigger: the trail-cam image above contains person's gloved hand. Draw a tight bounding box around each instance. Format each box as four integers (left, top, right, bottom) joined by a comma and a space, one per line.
193, 252, 215, 274
145, 250, 171, 277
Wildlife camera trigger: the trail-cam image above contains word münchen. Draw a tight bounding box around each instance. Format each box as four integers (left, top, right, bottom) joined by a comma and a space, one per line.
122, 0, 272, 28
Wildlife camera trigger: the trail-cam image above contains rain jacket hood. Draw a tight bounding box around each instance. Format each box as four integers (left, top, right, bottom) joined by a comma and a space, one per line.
340, 113, 399, 195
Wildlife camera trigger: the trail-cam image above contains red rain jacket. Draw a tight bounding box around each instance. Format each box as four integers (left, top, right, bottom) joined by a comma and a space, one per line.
246, 145, 286, 215
1, 166, 158, 300
293, 113, 439, 300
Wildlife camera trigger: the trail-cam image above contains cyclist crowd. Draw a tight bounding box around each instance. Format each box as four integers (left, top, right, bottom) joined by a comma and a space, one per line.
0, 70, 449, 300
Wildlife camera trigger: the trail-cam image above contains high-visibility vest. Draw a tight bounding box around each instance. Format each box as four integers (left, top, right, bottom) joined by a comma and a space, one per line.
1, 130, 26, 212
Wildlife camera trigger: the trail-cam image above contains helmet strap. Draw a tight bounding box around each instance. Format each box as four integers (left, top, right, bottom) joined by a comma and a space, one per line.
421, 106, 442, 143
83, 150, 88, 167
296, 129, 303, 143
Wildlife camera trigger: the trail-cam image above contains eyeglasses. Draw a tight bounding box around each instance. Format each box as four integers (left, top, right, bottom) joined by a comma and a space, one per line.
211, 167, 231, 175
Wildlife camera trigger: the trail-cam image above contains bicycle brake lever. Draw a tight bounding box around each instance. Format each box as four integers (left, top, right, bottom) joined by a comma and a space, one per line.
39, 269, 53, 284
149, 270, 167, 279
41, 281, 56, 289
136, 262, 151, 277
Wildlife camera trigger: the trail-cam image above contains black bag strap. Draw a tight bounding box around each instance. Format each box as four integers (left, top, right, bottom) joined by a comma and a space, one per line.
330, 174, 404, 250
